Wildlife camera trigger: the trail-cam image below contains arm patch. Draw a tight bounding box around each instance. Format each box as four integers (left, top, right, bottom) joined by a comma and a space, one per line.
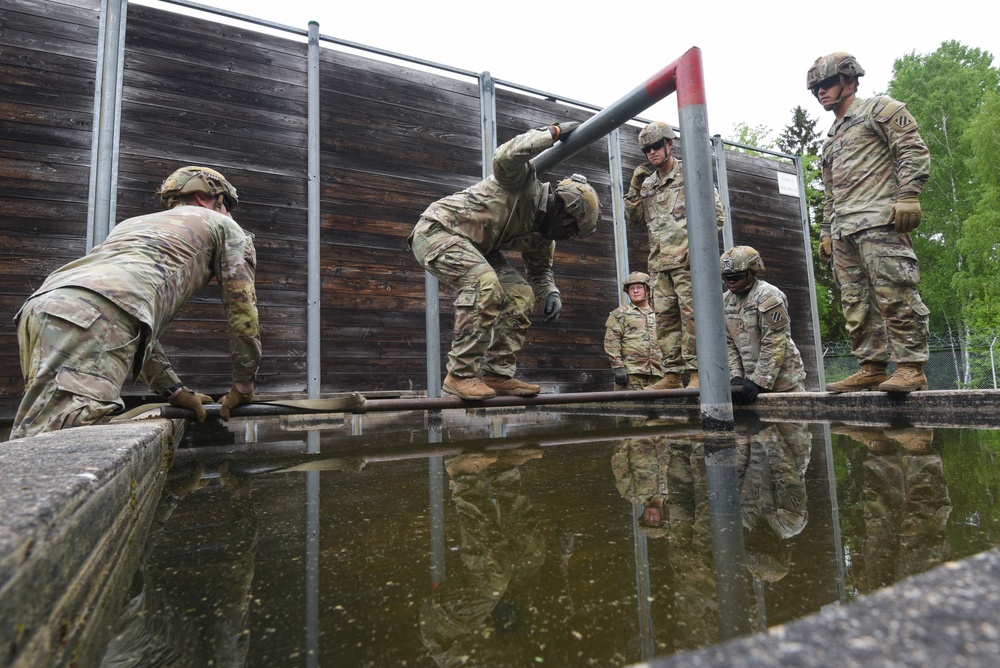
876, 98, 919, 133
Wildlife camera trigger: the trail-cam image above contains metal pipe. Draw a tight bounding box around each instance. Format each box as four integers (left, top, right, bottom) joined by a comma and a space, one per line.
158, 387, 711, 419
532, 48, 697, 175
307, 21, 321, 398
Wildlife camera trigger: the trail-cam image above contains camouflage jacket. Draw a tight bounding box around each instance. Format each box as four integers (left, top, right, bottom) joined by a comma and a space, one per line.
821, 95, 931, 239
624, 158, 725, 271
611, 439, 669, 505
412, 127, 558, 300
604, 302, 663, 375
724, 279, 805, 391
22, 206, 260, 392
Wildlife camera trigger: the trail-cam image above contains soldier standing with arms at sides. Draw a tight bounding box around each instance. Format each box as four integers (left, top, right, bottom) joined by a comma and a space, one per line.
409, 122, 601, 401
624, 121, 725, 391
9, 167, 260, 440
810, 52, 932, 393
604, 272, 664, 390
720, 246, 806, 405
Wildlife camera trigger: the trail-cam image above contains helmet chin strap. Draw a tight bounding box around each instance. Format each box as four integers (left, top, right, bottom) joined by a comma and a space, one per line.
818, 76, 853, 110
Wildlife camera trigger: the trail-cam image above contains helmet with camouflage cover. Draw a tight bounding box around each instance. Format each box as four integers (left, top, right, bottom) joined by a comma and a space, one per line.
554, 174, 601, 238
720, 245, 764, 274
622, 271, 652, 292
806, 52, 865, 92
638, 121, 676, 150
157, 166, 239, 211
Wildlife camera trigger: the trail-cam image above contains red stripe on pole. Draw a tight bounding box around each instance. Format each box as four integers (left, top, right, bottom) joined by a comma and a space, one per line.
644, 58, 680, 102
676, 47, 707, 109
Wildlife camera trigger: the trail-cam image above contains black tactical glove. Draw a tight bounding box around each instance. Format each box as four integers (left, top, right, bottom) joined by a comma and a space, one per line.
217, 386, 255, 421
552, 121, 580, 141
542, 292, 563, 323
167, 386, 213, 423
614, 367, 628, 386
731, 377, 762, 405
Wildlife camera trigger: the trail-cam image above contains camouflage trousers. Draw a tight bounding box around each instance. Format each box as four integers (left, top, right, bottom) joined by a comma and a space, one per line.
411, 221, 535, 378
652, 266, 696, 374
832, 226, 930, 364
10, 287, 140, 440
614, 372, 662, 391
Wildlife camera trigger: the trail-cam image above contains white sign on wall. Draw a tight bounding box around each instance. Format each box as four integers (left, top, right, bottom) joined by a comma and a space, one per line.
776, 171, 799, 197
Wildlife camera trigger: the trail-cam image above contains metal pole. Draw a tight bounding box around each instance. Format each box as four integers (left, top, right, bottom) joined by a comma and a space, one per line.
532, 49, 697, 175
675, 49, 733, 429
87, 0, 127, 250
712, 135, 734, 251
795, 154, 827, 390
307, 21, 322, 398
607, 128, 631, 303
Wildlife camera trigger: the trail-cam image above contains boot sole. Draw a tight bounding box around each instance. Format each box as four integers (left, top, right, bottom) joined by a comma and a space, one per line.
879, 384, 929, 393
825, 385, 883, 393
488, 388, 540, 397
442, 383, 496, 401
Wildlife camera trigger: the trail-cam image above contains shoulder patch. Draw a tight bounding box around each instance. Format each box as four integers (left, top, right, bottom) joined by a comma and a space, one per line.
875, 97, 918, 133
759, 294, 783, 311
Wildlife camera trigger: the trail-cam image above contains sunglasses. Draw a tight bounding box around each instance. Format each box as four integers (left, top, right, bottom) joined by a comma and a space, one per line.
642, 139, 667, 154
810, 75, 841, 96
722, 272, 748, 282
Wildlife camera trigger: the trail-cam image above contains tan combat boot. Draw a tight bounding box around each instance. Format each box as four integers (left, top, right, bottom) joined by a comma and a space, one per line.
824, 362, 889, 393
878, 363, 928, 393
685, 371, 699, 389
443, 373, 496, 400
884, 427, 935, 454
645, 373, 683, 390
482, 373, 540, 397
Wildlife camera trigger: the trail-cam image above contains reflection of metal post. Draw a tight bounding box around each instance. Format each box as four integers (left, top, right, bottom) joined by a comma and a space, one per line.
821, 424, 847, 603
428, 418, 446, 589
306, 430, 320, 668
705, 442, 751, 640
631, 504, 655, 661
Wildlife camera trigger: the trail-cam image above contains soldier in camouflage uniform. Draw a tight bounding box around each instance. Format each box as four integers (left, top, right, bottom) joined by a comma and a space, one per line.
624, 121, 725, 391
720, 246, 806, 404
409, 123, 601, 401
809, 52, 932, 394
604, 271, 664, 390
9, 166, 260, 440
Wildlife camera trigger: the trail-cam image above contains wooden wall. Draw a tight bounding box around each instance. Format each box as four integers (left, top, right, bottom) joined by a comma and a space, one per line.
0, 0, 821, 416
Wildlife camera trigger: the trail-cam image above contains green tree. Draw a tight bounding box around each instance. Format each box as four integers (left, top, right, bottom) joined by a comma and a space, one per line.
726, 122, 776, 153
887, 41, 1000, 336
951, 91, 1000, 330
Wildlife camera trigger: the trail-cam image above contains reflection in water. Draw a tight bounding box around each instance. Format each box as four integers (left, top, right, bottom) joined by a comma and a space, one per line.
102, 461, 258, 667
89, 413, 997, 666
831, 425, 953, 593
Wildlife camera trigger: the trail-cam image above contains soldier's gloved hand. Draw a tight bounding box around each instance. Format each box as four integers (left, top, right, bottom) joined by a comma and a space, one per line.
818, 236, 833, 264
217, 386, 255, 421
630, 164, 653, 192
552, 121, 580, 141
732, 377, 762, 405
542, 292, 563, 323
167, 386, 213, 423
614, 367, 628, 386
889, 196, 921, 233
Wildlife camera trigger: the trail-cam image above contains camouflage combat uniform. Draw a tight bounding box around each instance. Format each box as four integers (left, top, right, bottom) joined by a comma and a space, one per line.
821, 95, 931, 365
604, 302, 664, 390
723, 279, 806, 392
624, 159, 724, 374
11, 205, 260, 439
408, 128, 559, 379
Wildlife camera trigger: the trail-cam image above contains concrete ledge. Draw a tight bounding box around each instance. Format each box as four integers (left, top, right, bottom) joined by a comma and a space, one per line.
744, 389, 1000, 429
0, 419, 181, 668
647, 546, 1000, 668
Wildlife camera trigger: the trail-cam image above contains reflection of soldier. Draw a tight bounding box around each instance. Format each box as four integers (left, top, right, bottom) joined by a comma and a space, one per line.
737, 422, 813, 583
832, 425, 952, 592
419, 450, 575, 667
101, 461, 258, 667
611, 435, 671, 536
605, 272, 664, 390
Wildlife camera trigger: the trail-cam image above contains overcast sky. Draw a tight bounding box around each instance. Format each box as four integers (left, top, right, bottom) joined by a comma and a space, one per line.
146, 0, 999, 141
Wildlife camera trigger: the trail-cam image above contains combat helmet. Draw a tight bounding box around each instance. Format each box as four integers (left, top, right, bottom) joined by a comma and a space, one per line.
157, 166, 239, 211
806, 52, 865, 93
622, 271, 652, 293
554, 174, 601, 238
638, 121, 676, 151
720, 245, 764, 274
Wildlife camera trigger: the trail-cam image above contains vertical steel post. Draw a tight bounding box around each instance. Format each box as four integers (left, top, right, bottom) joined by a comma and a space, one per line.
306, 22, 322, 399
87, 0, 127, 250
608, 129, 631, 306
676, 49, 733, 429
795, 154, 827, 389
712, 135, 734, 251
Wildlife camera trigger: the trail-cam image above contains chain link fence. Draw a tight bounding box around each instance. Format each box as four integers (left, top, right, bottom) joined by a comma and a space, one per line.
823, 332, 1000, 390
